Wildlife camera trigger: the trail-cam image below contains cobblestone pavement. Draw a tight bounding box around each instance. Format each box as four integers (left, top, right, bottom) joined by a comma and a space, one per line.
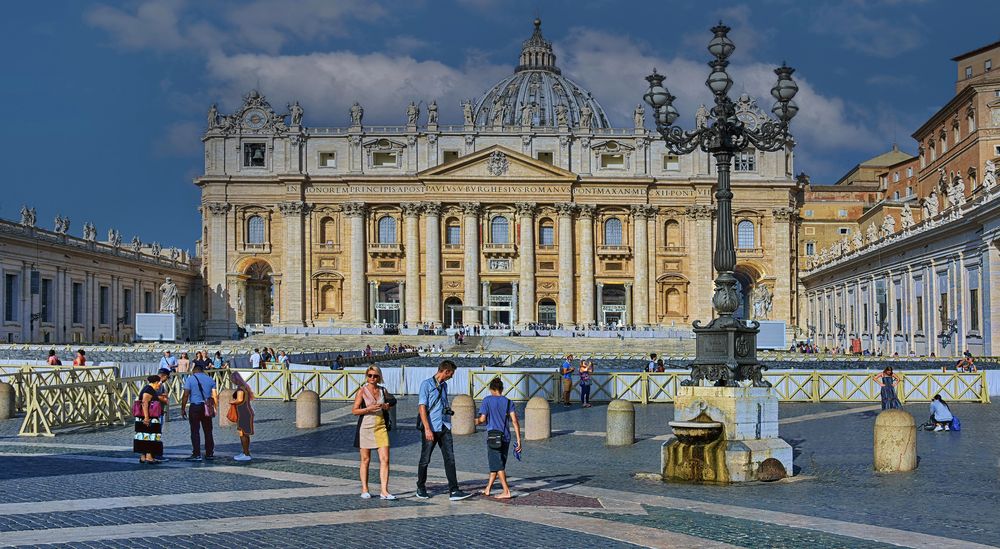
0, 397, 997, 548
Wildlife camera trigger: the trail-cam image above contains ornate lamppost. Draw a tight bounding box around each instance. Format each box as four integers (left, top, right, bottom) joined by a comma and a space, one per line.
644, 23, 799, 387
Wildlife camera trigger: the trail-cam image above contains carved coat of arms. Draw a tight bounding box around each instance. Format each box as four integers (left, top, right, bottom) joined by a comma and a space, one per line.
487, 151, 509, 176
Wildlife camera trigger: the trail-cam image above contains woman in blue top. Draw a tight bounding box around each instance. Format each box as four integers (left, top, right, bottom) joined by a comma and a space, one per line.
475, 377, 522, 499
929, 394, 953, 431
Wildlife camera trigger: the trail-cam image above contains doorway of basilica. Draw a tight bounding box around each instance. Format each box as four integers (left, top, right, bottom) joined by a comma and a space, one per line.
444, 297, 463, 327
244, 261, 273, 325
733, 270, 754, 321
486, 282, 513, 327
375, 282, 401, 325
599, 284, 627, 327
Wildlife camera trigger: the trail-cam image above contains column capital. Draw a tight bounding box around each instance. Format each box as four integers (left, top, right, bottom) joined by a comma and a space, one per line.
401, 202, 423, 217
555, 203, 577, 217
343, 202, 367, 218
772, 207, 797, 222
684, 204, 715, 220
577, 204, 596, 218
630, 204, 655, 219
422, 202, 442, 216
515, 202, 537, 217
461, 202, 481, 216
204, 202, 231, 216
277, 201, 309, 217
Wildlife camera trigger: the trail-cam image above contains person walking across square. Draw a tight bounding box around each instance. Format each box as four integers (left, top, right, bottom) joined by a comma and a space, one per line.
475, 378, 522, 499
416, 360, 472, 501
180, 363, 218, 461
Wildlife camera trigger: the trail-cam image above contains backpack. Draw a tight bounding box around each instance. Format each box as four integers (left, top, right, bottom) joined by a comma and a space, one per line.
951, 416, 961, 432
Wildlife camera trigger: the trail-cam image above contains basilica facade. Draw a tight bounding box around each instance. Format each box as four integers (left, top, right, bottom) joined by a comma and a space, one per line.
197, 20, 800, 338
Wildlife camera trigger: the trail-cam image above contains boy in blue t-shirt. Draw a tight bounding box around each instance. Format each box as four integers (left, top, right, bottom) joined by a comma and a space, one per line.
475, 377, 522, 499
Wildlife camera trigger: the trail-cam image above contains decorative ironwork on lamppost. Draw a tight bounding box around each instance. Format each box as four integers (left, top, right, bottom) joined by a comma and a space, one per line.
644, 22, 798, 387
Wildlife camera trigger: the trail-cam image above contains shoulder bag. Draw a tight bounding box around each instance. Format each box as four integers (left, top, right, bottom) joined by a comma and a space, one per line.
194, 374, 216, 418
382, 387, 396, 432
132, 386, 163, 418
226, 390, 240, 423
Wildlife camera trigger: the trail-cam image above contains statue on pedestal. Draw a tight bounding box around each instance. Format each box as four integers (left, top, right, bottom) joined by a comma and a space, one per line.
83, 222, 96, 241
752, 285, 772, 320
427, 101, 438, 125
350, 102, 364, 126
900, 203, 915, 229
406, 102, 419, 126
580, 104, 593, 129
866, 223, 878, 244
947, 174, 967, 209
983, 159, 997, 190
633, 104, 645, 129
130, 236, 142, 254
555, 104, 568, 126
19, 206, 36, 227
207, 104, 218, 129
852, 230, 863, 250
289, 101, 303, 126
695, 104, 710, 129
881, 214, 896, 237
462, 100, 474, 125
923, 190, 939, 218
520, 102, 534, 127
151, 242, 162, 256
159, 277, 180, 315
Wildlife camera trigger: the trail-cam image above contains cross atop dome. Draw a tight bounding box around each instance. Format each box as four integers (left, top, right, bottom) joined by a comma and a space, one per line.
516, 18, 560, 74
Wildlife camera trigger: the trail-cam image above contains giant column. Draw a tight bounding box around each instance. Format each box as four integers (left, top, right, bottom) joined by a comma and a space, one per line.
423, 203, 442, 325
516, 202, 536, 326
631, 205, 651, 326
279, 201, 307, 326
344, 202, 368, 324
772, 207, 795, 328
578, 205, 596, 326
203, 202, 233, 338
402, 203, 422, 325
556, 203, 576, 326
686, 204, 715, 323
462, 202, 481, 326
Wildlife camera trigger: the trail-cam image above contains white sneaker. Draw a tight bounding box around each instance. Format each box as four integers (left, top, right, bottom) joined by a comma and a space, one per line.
933, 425, 943, 432
233, 453, 252, 462
380, 494, 397, 500
944, 425, 950, 431
360, 492, 372, 499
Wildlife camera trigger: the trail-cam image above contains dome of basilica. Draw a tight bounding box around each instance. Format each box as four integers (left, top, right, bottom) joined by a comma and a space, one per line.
472, 19, 611, 129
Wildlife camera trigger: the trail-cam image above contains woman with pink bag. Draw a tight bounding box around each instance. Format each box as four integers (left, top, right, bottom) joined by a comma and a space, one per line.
134, 374, 165, 464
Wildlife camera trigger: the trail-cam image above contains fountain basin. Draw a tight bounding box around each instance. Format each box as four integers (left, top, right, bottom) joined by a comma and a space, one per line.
668, 421, 723, 445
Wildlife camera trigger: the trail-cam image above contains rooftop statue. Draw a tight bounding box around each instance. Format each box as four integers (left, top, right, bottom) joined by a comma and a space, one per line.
983, 159, 997, 190
900, 203, 915, 229
923, 190, 939, 218
881, 214, 896, 237
406, 101, 419, 126
634, 104, 645, 129
289, 101, 303, 126
427, 101, 438, 125
350, 102, 364, 126
947, 174, 967, 209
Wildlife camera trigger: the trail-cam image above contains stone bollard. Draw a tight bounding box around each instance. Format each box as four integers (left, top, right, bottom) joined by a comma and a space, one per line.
874, 409, 917, 472
525, 396, 551, 441
217, 389, 235, 428
0, 382, 14, 420
450, 394, 476, 435
606, 399, 635, 446
296, 390, 321, 429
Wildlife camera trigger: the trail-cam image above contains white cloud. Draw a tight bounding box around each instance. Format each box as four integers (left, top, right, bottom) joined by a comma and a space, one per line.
158, 121, 204, 157
205, 51, 510, 126
86, 0, 190, 51
807, 6, 924, 58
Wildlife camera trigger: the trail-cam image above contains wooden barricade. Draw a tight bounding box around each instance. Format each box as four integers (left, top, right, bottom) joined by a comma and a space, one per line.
19, 379, 129, 437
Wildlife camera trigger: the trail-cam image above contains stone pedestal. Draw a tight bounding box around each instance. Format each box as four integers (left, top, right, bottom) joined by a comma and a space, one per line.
218, 389, 235, 428
525, 396, 550, 440
606, 400, 635, 446
450, 394, 475, 435
661, 385, 793, 482
873, 409, 917, 472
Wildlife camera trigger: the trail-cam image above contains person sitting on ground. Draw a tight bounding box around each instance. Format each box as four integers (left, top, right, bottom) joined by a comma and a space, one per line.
46, 349, 61, 366
929, 394, 953, 432
475, 377, 522, 499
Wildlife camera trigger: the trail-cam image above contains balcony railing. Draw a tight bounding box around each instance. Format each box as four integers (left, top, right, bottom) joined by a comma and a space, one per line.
483, 242, 517, 257
736, 247, 764, 257
317, 242, 341, 251
368, 242, 403, 256
660, 245, 686, 254
444, 243, 463, 251
597, 245, 632, 258
244, 242, 271, 253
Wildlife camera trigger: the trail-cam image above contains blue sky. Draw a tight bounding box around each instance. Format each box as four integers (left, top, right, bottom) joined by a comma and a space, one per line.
1, 0, 997, 249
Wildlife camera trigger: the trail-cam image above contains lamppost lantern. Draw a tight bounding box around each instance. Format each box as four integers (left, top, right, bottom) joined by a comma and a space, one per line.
642, 22, 799, 388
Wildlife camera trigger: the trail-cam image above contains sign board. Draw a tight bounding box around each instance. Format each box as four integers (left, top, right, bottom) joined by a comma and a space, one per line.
487, 305, 510, 311
488, 295, 513, 304
602, 304, 627, 312
135, 313, 177, 342
754, 320, 787, 350
375, 302, 400, 311
538, 305, 556, 313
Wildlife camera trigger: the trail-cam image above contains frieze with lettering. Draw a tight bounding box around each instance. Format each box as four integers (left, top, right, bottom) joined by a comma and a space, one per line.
575, 186, 647, 196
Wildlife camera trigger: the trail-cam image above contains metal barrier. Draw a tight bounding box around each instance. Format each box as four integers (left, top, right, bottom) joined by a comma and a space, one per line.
1, 366, 119, 413
19, 380, 129, 437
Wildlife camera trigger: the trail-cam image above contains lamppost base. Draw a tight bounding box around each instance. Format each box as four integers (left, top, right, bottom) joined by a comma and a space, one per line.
684, 317, 770, 387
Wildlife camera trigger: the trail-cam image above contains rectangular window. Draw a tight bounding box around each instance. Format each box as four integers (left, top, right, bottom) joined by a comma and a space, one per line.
41, 279, 53, 323
319, 152, 337, 168
73, 283, 84, 324
804, 226, 815, 235
986, 59, 992, 72
895, 298, 902, 331
965, 66, 973, 79
4, 274, 18, 322
803, 210, 813, 217
893, 191, 900, 200
600, 153, 624, 169
916, 296, 923, 332
372, 151, 398, 167
839, 227, 850, 235
144, 291, 153, 313
243, 143, 266, 167
970, 288, 980, 331
662, 154, 680, 171
442, 150, 459, 163
123, 289, 132, 325
446, 225, 461, 246
838, 209, 848, 217
536, 151, 553, 164
805, 242, 815, 255
445, 260, 461, 270
905, 186, 912, 197
906, 167, 913, 177
99, 286, 110, 325
734, 150, 756, 172
940, 292, 948, 326
539, 225, 555, 246
863, 303, 869, 332
893, 172, 899, 182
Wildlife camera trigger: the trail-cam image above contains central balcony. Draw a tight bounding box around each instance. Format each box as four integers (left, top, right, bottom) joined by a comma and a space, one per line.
597, 244, 632, 259
368, 242, 403, 257
482, 242, 517, 257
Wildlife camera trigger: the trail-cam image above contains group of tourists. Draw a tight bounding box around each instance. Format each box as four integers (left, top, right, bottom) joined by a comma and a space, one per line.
46, 349, 88, 366
248, 348, 289, 369
873, 366, 960, 432
559, 354, 595, 407
159, 349, 225, 372
133, 362, 256, 464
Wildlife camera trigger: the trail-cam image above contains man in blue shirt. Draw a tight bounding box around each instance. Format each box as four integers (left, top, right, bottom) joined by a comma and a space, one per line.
560, 354, 575, 406
159, 350, 179, 372
416, 360, 471, 501
180, 363, 218, 461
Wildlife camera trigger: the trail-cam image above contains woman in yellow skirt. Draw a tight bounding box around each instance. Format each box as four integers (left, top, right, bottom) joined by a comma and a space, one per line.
352, 365, 397, 500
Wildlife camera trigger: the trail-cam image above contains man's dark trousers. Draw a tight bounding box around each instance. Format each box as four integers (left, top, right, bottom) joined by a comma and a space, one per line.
416, 427, 459, 492
188, 403, 215, 457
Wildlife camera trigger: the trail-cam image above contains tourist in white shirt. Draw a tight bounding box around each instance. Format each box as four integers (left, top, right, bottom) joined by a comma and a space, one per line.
250, 349, 262, 369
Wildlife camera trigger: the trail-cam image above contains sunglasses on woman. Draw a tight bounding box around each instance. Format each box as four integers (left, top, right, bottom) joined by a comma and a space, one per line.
367, 374, 380, 379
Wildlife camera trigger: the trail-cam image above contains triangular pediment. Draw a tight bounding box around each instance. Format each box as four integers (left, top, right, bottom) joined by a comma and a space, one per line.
418, 145, 577, 181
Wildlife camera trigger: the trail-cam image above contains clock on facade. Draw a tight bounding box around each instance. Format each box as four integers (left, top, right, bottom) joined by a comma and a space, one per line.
243, 109, 267, 130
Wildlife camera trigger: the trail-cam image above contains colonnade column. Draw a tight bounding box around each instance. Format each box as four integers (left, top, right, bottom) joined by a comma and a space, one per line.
278, 201, 307, 326
556, 203, 576, 326
685, 204, 715, 323
596, 282, 604, 325
368, 281, 378, 324
482, 281, 490, 326
399, 281, 406, 324
578, 205, 595, 326
423, 203, 442, 324
461, 202, 481, 326
624, 283, 633, 326
511, 281, 519, 327
631, 205, 651, 326
344, 202, 368, 324
516, 202, 536, 326
204, 202, 232, 338
402, 203, 422, 325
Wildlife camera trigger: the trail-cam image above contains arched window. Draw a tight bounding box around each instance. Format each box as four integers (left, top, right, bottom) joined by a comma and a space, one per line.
490, 216, 510, 244
736, 220, 755, 250
377, 216, 397, 244
604, 217, 623, 246
247, 215, 265, 244
539, 219, 555, 246
664, 219, 681, 247
445, 218, 461, 245
320, 217, 336, 244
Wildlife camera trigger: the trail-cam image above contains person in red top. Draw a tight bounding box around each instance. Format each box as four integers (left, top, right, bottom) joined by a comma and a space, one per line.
46, 350, 62, 366
72, 349, 86, 366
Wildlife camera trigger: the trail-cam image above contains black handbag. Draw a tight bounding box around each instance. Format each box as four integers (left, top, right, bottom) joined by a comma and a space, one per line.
486, 398, 512, 450
382, 389, 396, 432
